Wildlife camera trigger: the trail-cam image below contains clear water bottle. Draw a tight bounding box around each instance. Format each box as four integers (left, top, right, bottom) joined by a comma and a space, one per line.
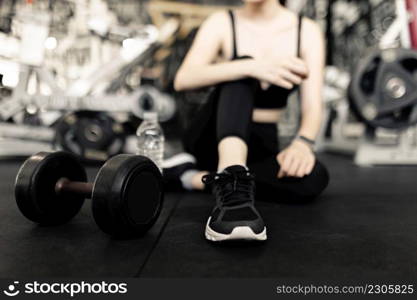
136, 112, 164, 173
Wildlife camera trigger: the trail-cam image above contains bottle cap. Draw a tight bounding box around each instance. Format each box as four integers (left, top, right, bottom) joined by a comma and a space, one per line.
143, 111, 158, 121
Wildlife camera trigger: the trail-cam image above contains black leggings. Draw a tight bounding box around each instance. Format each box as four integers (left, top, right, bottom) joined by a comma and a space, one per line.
184, 79, 329, 202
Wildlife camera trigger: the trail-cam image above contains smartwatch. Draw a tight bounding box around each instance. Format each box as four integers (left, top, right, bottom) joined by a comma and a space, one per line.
295, 135, 315, 148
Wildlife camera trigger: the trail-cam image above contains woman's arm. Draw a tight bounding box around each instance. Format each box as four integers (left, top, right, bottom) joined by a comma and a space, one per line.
277, 18, 325, 179
174, 12, 252, 91
297, 18, 325, 140
174, 11, 306, 91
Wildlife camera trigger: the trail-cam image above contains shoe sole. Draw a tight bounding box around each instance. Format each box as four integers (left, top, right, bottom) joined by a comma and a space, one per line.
162, 153, 196, 168
205, 217, 267, 242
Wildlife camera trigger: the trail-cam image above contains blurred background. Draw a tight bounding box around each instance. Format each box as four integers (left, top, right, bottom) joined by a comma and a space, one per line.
1, 0, 416, 167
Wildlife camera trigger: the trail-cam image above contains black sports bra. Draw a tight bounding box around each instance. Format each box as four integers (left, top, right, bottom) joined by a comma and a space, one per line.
228, 10, 303, 109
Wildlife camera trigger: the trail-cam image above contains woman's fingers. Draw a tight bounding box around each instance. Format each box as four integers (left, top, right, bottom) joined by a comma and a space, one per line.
262, 59, 307, 88
287, 57, 309, 78
296, 159, 316, 177
277, 154, 286, 178
288, 57, 308, 78
296, 160, 309, 177
281, 157, 314, 178
278, 168, 286, 179
263, 72, 292, 89
277, 144, 316, 179
281, 153, 293, 173
287, 158, 301, 177
277, 153, 291, 178
260, 81, 271, 90
279, 152, 301, 178
280, 69, 303, 85
305, 160, 315, 176
276, 78, 294, 89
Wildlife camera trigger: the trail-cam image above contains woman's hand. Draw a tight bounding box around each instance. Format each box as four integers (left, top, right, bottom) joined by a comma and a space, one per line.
249, 56, 309, 90
276, 139, 315, 178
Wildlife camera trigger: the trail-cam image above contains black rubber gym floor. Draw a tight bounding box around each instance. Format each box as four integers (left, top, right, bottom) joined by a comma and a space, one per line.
0, 154, 416, 279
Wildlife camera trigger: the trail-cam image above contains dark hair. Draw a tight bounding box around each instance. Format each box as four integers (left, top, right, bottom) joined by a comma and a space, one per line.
279, 0, 286, 5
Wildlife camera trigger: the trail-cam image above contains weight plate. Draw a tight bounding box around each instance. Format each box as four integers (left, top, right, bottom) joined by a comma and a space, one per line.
131, 85, 176, 122
55, 111, 126, 162
15, 152, 87, 225
92, 155, 163, 237
349, 48, 417, 129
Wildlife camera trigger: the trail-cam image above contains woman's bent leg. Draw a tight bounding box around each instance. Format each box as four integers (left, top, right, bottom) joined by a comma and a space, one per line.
216, 79, 256, 170
184, 79, 257, 171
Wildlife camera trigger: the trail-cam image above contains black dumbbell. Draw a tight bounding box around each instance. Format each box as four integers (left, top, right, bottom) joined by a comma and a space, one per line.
15, 151, 164, 237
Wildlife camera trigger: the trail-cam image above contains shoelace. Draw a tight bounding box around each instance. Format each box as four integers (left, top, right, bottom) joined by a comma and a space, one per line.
202, 170, 255, 207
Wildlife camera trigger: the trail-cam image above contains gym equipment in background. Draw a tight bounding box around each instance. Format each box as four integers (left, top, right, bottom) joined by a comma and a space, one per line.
54, 111, 127, 162
0, 1, 178, 159
315, 0, 398, 156
15, 151, 163, 238
349, 48, 417, 130
315, 66, 361, 154
327, 0, 396, 72
0, 23, 178, 121
347, 0, 417, 166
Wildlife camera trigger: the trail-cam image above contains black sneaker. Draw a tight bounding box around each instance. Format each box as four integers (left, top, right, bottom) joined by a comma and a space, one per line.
162, 153, 197, 191
202, 165, 267, 242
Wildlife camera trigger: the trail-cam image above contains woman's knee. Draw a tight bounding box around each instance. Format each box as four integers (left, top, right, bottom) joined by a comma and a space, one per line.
254, 159, 329, 203
218, 79, 257, 103
295, 160, 329, 200
219, 78, 256, 89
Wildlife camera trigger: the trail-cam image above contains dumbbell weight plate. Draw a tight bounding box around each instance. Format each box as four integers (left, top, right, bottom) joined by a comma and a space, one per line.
92, 155, 163, 237
55, 111, 126, 162
15, 152, 87, 225
349, 48, 417, 129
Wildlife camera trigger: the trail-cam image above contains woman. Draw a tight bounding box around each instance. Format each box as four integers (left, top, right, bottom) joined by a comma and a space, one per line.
166, 0, 329, 242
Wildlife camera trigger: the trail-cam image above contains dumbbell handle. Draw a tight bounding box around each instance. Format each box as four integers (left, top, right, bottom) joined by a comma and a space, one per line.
55, 178, 93, 199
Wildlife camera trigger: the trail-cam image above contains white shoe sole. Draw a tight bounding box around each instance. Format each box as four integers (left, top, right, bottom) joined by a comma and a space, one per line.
162, 153, 196, 169
205, 217, 267, 242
